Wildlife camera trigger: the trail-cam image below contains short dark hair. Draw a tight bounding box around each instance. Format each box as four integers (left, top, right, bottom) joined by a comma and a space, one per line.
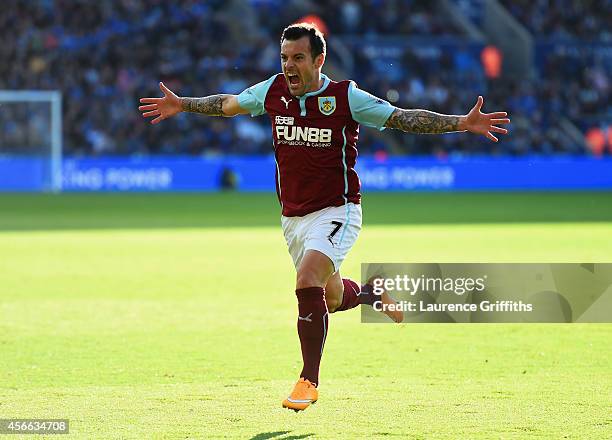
280, 23, 326, 61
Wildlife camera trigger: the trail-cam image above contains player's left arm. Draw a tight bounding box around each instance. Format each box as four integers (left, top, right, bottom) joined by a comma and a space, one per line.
384, 96, 510, 142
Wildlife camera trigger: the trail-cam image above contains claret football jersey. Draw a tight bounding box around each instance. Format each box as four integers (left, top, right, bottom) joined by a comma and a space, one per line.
237, 73, 394, 217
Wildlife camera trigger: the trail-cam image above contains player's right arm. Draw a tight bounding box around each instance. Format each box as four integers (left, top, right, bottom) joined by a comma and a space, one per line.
139, 82, 248, 125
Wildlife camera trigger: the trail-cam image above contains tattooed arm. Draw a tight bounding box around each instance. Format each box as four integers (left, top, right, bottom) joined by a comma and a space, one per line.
384, 108, 466, 134
384, 96, 510, 142
139, 82, 247, 124
180, 94, 246, 117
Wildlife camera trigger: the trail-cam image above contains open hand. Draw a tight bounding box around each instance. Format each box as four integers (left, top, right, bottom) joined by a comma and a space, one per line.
461, 96, 510, 142
138, 82, 182, 124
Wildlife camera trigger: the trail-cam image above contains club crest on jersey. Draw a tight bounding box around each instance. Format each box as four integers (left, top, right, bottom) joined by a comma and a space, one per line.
318, 96, 336, 115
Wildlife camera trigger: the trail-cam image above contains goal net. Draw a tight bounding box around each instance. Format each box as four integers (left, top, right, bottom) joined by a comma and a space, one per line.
0, 91, 62, 192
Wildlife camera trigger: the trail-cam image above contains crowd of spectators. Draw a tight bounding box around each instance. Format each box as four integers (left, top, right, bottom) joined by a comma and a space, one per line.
1, 0, 274, 155
1, 0, 610, 157
500, 0, 612, 40
499, 0, 611, 155
255, 0, 462, 37
364, 45, 609, 156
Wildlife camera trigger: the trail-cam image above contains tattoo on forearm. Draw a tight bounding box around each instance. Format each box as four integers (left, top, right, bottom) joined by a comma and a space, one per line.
181, 95, 228, 116
384, 109, 461, 134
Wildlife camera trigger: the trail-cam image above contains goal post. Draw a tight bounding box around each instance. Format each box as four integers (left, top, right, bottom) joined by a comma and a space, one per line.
0, 90, 62, 192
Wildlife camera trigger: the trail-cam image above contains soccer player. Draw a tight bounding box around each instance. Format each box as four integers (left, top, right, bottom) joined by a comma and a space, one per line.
138, 23, 510, 412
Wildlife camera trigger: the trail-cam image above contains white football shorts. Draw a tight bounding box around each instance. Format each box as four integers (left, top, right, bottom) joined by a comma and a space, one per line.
281, 202, 362, 272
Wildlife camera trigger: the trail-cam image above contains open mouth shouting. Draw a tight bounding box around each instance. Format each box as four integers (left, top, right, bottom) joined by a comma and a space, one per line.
286, 72, 301, 92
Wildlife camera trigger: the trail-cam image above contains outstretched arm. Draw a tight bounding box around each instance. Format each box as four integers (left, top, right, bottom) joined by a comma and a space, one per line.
384, 96, 510, 142
139, 82, 248, 124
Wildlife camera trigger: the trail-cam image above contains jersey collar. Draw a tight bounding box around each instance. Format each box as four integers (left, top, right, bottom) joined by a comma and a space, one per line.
297, 73, 331, 98
296, 73, 331, 116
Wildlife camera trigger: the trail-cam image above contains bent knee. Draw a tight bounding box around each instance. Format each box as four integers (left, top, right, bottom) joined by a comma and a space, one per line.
324, 278, 344, 312
296, 269, 326, 290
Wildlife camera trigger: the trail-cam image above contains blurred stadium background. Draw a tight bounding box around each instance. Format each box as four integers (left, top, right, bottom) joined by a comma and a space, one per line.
0, 0, 611, 191
1, 1, 611, 439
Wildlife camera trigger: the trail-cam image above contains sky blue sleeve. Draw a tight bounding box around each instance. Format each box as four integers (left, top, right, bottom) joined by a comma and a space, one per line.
347, 81, 396, 131
236, 75, 277, 117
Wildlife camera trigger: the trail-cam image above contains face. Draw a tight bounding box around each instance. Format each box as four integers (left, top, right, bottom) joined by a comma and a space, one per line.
280, 36, 324, 97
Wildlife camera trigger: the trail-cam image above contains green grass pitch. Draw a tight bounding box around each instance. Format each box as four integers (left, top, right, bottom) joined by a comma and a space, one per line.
0, 192, 611, 439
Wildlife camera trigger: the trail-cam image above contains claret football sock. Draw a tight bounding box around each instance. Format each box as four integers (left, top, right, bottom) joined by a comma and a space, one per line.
295, 287, 328, 386
333, 278, 378, 312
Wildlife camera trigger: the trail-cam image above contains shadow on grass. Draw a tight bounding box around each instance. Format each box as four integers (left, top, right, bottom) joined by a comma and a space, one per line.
249, 431, 314, 440
0, 192, 611, 231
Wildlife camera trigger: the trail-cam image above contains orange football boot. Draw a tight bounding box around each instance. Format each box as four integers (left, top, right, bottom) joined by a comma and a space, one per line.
282, 378, 318, 411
